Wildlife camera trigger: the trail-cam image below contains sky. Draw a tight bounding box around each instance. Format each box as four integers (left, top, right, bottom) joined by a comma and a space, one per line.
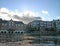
0, 0, 60, 22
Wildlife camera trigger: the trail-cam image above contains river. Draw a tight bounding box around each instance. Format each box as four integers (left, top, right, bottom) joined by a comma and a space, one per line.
0, 32, 60, 46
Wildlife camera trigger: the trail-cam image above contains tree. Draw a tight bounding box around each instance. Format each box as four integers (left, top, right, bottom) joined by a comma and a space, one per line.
53, 21, 56, 31
29, 27, 35, 32
45, 28, 50, 31
50, 28, 56, 31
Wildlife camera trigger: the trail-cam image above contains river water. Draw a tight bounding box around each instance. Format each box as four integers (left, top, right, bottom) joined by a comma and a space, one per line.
0, 32, 59, 46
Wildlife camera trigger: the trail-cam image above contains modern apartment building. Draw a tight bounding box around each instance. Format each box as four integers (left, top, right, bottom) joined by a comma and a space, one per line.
27, 20, 53, 31
53, 19, 60, 31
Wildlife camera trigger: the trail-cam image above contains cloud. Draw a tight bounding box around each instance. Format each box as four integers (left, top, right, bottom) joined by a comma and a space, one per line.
41, 10, 48, 14
41, 17, 45, 20
0, 7, 9, 13
0, 8, 14, 20
0, 7, 41, 24
13, 15, 41, 24
0, 13, 11, 20
0, 7, 40, 18
41, 16, 52, 21
57, 16, 60, 19
21, 11, 36, 17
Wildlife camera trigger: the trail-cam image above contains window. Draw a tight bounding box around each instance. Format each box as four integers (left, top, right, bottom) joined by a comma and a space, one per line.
9, 22, 11, 24
12, 22, 13, 23
16, 24, 18, 26
2, 23, 4, 26
5, 23, 7, 26
17, 24, 20, 26
21, 24, 23, 26
9, 24, 11, 26
2, 23, 7, 26
12, 24, 14, 26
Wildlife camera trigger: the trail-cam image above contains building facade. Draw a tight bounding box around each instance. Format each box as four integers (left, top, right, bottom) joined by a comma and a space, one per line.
0, 19, 26, 33
0, 18, 60, 33
27, 20, 53, 31
53, 19, 60, 31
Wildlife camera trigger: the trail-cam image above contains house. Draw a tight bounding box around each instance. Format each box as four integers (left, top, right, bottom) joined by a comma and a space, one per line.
0, 19, 26, 33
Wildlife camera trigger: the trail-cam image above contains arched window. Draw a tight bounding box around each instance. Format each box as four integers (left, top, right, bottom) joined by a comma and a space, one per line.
1, 31, 3, 33
18, 32, 20, 34
8, 31, 10, 34
15, 32, 17, 33
21, 32, 23, 34
11, 31, 13, 34
4, 31, 6, 34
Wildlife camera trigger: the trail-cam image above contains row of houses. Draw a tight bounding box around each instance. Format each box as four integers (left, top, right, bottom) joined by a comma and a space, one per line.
27, 19, 60, 31
0, 18, 60, 33
0, 18, 26, 33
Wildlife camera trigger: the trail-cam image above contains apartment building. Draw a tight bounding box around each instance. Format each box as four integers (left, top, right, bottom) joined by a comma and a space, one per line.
27, 20, 53, 31
53, 19, 60, 31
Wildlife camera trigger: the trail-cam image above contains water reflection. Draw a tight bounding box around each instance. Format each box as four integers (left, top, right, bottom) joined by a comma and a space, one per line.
0, 32, 40, 44
0, 31, 59, 46
0, 33, 23, 42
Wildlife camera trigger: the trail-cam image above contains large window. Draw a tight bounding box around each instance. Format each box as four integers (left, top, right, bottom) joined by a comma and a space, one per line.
5, 23, 7, 26
16, 24, 18, 27
9, 22, 14, 26
2, 23, 7, 26
16, 24, 20, 27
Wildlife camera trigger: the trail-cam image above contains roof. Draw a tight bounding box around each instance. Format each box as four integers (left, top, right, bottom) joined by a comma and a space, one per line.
2, 20, 8, 23
14, 21, 24, 24
0, 19, 2, 23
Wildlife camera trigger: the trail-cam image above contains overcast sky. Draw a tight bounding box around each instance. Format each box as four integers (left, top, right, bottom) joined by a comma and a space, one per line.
0, 0, 60, 21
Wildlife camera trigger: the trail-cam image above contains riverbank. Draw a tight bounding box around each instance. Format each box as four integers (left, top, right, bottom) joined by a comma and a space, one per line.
0, 42, 58, 46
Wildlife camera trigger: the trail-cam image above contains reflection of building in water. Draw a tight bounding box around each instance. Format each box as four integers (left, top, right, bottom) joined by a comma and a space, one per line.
0, 18, 26, 33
